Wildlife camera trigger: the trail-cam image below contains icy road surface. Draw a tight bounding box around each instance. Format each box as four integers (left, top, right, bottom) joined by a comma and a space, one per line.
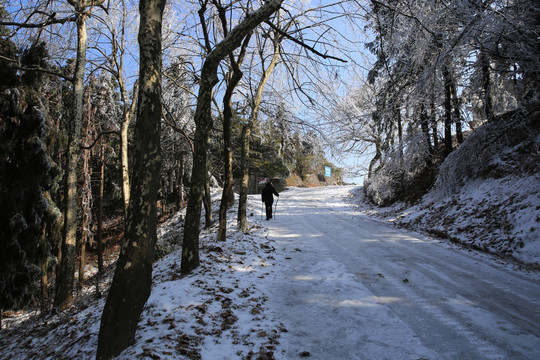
260, 186, 540, 360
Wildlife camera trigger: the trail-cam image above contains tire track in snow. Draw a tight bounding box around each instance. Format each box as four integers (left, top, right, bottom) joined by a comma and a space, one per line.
264, 186, 540, 360
317, 215, 507, 359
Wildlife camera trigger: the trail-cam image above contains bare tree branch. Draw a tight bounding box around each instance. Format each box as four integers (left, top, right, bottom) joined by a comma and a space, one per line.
264, 20, 347, 63
0, 15, 76, 29
80, 130, 120, 150
161, 102, 195, 155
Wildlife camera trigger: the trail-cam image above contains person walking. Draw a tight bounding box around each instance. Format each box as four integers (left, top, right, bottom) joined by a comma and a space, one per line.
261, 180, 279, 220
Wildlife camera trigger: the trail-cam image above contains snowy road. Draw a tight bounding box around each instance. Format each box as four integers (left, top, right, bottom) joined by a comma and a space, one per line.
259, 186, 540, 360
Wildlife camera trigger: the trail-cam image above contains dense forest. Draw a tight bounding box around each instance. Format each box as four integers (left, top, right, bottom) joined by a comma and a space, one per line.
0, 0, 538, 358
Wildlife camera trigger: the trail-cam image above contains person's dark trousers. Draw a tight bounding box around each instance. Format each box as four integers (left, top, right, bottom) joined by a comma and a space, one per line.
265, 202, 273, 220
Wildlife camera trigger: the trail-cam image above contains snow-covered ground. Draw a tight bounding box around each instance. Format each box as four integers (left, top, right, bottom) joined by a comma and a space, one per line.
1, 185, 539, 359
361, 110, 540, 269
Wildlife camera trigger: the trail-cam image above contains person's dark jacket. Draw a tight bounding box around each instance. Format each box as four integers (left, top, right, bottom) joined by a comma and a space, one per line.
261, 182, 279, 205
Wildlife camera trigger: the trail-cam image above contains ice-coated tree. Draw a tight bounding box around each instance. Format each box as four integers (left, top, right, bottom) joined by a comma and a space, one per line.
358, 0, 539, 206
328, 83, 384, 177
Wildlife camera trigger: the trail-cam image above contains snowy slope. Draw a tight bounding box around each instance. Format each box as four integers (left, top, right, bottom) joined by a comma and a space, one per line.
1, 185, 539, 359
0, 194, 289, 359
362, 110, 540, 268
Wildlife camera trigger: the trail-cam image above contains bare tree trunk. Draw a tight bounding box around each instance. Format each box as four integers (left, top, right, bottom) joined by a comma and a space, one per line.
480, 50, 494, 122
442, 65, 453, 155
237, 28, 282, 232
41, 272, 48, 301
237, 123, 251, 232
450, 75, 464, 145
216, 2, 252, 241
97, 142, 105, 273
217, 132, 234, 240
182, 0, 283, 274
203, 158, 212, 228
55, 6, 88, 311
420, 103, 432, 164
97, 0, 165, 357
217, 74, 240, 241
368, 144, 382, 178
120, 81, 138, 219
217, 34, 250, 241
396, 105, 403, 161
79, 90, 94, 290
40, 221, 49, 304
177, 152, 184, 207
105, 0, 139, 221
78, 220, 86, 290
79, 191, 87, 290
95, 142, 104, 298
430, 96, 438, 148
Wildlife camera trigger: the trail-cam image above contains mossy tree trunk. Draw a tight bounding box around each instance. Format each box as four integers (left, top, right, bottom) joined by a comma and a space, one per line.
96, 0, 165, 357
